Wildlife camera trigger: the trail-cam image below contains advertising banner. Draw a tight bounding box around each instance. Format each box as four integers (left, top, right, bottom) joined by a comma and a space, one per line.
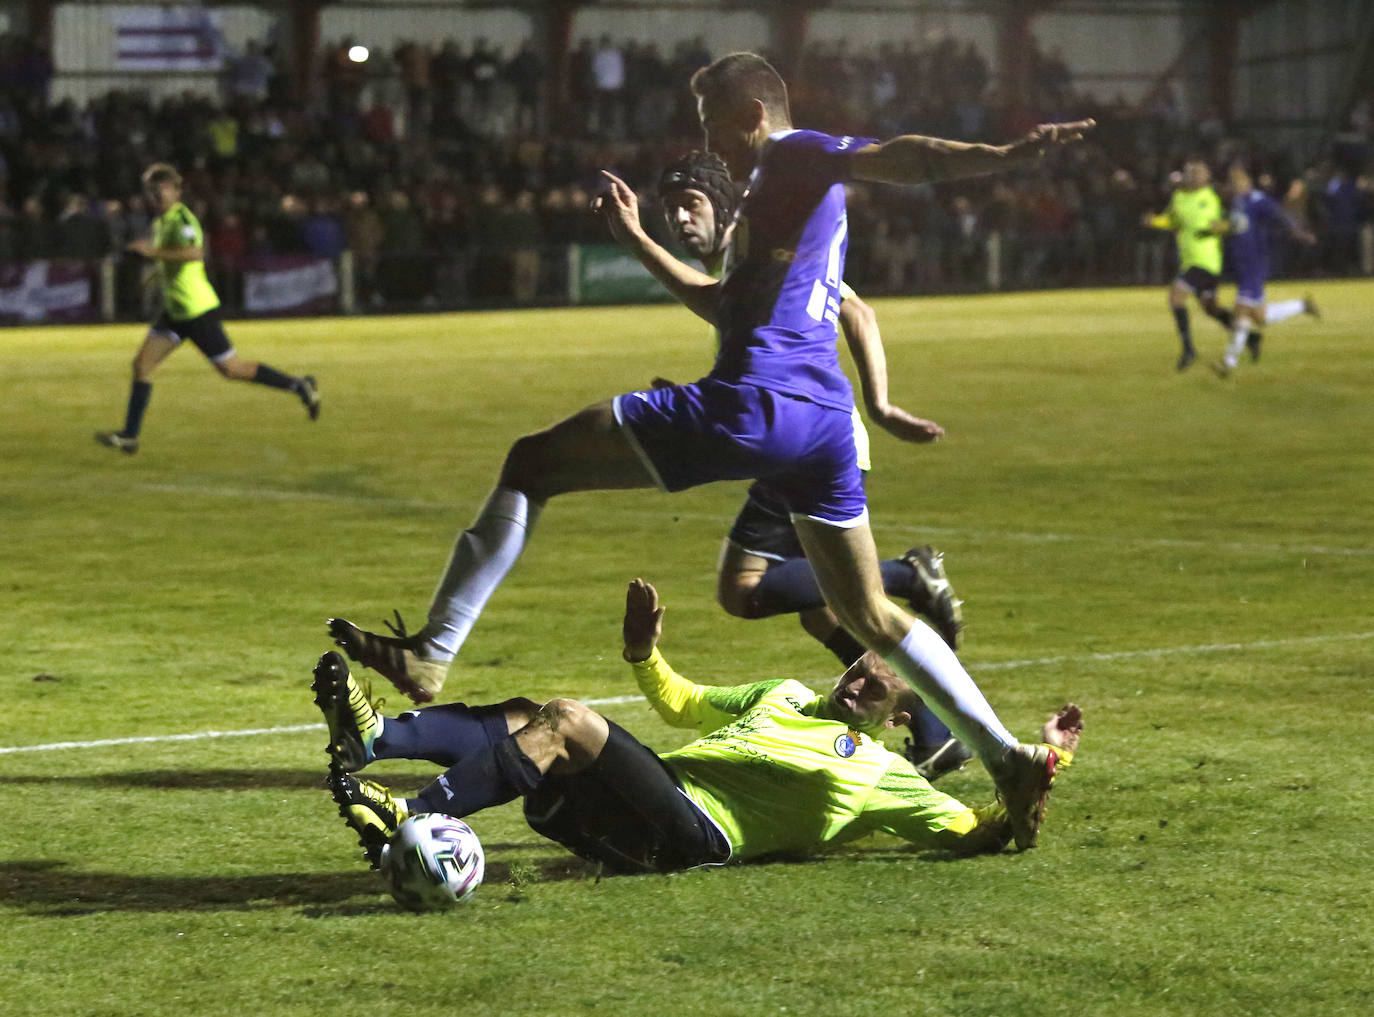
0, 261, 97, 323
570, 244, 672, 305
242, 255, 339, 316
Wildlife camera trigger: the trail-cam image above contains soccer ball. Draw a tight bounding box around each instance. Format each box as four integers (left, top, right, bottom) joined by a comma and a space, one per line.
380, 813, 485, 911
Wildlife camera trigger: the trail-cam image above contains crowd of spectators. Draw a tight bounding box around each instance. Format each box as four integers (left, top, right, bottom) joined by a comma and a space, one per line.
0, 26, 1369, 316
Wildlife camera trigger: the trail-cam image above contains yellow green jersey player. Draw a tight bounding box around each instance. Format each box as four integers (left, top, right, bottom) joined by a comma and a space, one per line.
96, 162, 321, 454
1142, 159, 1237, 372
318, 578, 1084, 874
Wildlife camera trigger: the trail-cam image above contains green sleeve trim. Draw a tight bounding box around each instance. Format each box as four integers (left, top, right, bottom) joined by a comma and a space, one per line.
628, 649, 777, 731
873, 762, 933, 803
698, 678, 788, 716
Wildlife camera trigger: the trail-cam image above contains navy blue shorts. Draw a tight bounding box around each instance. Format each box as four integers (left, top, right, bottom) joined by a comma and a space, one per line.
727, 484, 803, 560
151, 308, 234, 362
613, 378, 867, 525
728, 472, 870, 560
1176, 267, 1219, 300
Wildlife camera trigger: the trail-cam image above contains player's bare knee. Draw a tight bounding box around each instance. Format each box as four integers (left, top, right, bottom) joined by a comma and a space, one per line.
496, 696, 542, 732
716, 575, 757, 618
500, 431, 554, 498
534, 698, 607, 768
529, 698, 579, 738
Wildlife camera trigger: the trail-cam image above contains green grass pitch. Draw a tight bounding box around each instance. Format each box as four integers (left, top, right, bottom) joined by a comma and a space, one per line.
2, 282, 1371, 1016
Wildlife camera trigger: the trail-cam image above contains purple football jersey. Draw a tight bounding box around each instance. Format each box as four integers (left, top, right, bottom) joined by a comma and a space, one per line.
1228, 188, 1283, 286
712, 129, 875, 412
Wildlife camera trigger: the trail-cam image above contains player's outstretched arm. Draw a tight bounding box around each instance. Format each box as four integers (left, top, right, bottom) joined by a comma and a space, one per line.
850, 119, 1095, 186
621, 578, 777, 731
127, 235, 204, 263
1141, 210, 1174, 232
1271, 202, 1318, 246
594, 170, 721, 324
838, 294, 944, 444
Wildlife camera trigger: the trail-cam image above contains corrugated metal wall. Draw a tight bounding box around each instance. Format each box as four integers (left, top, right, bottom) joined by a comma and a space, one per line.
810, 7, 996, 57
569, 8, 767, 54
42, 0, 1362, 150
1234, 0, 1366, 151
316, 5, 531, 53
1037, 4, 1189, 105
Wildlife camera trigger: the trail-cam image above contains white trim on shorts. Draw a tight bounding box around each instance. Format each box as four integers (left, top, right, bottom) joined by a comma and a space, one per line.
678, 786, 733, 868
611, 394, 669, 492
1234, 293, 1265, 308
148, 321, 237, 364
730, 542, 791, 563
789, 506, 870, 529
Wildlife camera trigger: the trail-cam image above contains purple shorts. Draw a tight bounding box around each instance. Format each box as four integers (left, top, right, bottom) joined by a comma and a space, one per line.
1234, 270, 1266, 307
613, 379, 867, 525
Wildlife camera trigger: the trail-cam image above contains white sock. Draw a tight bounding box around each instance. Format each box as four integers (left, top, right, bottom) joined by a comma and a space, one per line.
1266, 299, 1304, 324
1224, 322, 1249, 368
883, 620, 1017, 764
421, 487, 543, 657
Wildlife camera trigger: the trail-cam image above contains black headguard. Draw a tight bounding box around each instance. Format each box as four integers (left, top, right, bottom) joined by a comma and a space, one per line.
657, 150, 739, 252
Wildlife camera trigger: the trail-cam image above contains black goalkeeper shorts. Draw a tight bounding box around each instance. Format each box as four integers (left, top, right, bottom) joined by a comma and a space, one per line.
1177, 266, 1220, 300
523, 720, 730, 874
151, 308, 234, 362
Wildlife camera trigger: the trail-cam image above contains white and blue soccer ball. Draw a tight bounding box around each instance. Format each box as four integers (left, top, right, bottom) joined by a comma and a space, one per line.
380, 813, 485, 911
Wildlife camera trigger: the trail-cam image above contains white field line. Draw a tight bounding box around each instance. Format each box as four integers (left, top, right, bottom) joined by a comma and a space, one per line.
971, 629, 1374, 671
53, 478, 1374, 559
4, 630, 1371, 756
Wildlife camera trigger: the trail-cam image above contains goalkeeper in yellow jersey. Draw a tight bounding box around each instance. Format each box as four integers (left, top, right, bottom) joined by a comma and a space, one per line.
320, 579, 1082, 874
1142, 159, 1237, 372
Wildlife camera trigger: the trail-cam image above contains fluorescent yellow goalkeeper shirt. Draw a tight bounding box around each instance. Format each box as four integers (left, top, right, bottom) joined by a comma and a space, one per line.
1150, 186, 1224, 275
152, 201, 220, 320
628, 648, 974, 861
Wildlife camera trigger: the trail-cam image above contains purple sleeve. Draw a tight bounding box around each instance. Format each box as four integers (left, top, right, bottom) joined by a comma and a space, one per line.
767, 130, 878, 187
1252, 191, 1305, 234
1254, 192, 1282, 224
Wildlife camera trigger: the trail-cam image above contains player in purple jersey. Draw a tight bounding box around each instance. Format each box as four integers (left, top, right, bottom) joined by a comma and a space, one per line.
654, 150, 968, 780
328, 51, 1092, 850
1211, 162, 1320, 378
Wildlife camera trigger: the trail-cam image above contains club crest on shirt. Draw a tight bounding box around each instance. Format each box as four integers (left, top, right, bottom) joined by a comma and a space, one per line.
833, 730, 859, 758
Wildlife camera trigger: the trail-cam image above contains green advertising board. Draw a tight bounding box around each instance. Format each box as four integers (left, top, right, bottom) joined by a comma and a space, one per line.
570, 244, 675, 304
